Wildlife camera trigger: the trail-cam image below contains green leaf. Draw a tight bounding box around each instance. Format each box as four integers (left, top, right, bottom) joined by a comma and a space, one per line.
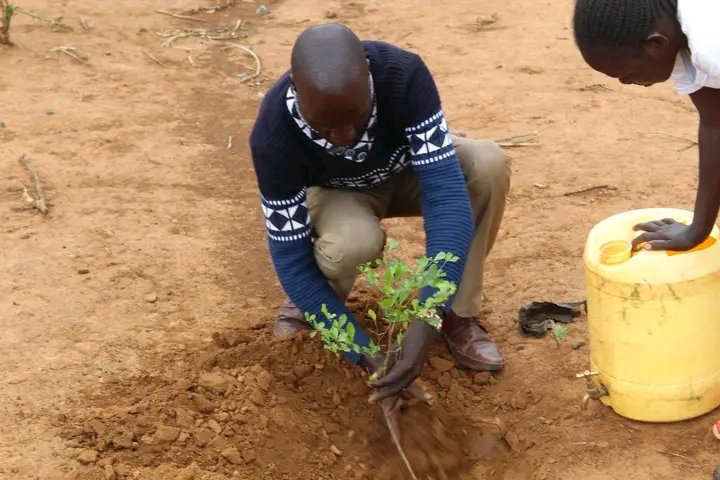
433, 252, 447, 262
367, 309, 376, 321
388, 239, 400, 251
346, 322, 356, 341
551, 323, 568, 342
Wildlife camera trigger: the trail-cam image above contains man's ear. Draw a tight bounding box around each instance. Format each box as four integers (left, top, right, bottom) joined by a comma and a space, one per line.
289, 72, 295, 87
643, 32, 671, 58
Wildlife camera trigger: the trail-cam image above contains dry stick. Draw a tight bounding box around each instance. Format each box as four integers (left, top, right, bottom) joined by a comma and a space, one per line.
186, 0, 235, 14
642, 132, 698, 151
142, 50, 168, 68
495, 132, 540, 148
224, 42, 261, 82
656, 449, 688, 460
49, 45, 89, 64
18, 154, 48, 214
156, 9, 207, 22
382, 409, 418, 480
562, 184, 616, 197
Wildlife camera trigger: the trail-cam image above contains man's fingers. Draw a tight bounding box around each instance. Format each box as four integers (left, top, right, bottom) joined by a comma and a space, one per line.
633, 221, 660, 232
631, 231, 663, 249
369, 383, 406, 404
368, 361, 409, 388
644, 240, 673, 251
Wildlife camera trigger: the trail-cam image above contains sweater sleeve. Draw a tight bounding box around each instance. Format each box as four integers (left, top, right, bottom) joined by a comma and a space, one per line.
402, 60, 474, 304
250, 112, 371, 364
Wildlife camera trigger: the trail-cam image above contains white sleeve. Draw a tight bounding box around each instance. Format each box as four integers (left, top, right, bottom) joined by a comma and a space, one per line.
674, 0, 720, 94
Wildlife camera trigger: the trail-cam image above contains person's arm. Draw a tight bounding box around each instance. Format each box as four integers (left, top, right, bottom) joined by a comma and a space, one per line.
633, 87, 720, 250
250, 125, 372, 364
368, 57, 474, 402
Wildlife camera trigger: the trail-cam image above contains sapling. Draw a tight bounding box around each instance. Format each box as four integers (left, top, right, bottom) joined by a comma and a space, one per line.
306, 239, 459, 374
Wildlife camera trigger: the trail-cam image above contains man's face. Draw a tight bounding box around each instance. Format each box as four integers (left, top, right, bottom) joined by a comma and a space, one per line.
583, 49, 676, 87
295, 76, 372, 147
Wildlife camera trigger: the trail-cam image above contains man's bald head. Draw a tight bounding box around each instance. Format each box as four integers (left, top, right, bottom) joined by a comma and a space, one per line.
291, 23, 368, 93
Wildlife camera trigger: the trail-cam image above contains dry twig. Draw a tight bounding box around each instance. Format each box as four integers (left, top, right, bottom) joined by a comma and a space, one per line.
185, 0, 235, 14
155, 9, 207, 23
142, 50, 168, 68
223, 42, 261, 82
49, 45, 89, 64
562, 184, 616, 197
495, 132, 540, 148
18, 154, 48, 214
642, 132, 698, 151
157, 20, 245, 48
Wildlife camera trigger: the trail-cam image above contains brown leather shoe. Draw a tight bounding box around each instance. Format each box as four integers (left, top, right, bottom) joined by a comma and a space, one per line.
274, 299, 312, 336
440, 310, 505, 371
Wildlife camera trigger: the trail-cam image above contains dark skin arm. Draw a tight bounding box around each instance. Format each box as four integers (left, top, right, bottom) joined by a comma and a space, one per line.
633, 87, 720, 251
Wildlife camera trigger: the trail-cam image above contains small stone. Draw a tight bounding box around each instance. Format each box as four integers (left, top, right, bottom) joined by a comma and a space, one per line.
221, 447, 244, 465
250, 387, 264, 406
192, 393, 216, 413
212, 412, 230, 423
103, 464, 116, 480
325, 9, 337, 18
198, 372, 233, 394
473, 372, 492, 386
111, 434, 134, 449
194, 429, 215, 447
177, 432, 189, 443
330, 445, 342, 456
175, 408, 195, 427
255, 370, 273, 391
144, 292, 158, 303
438, 373, 452, 388
46, 109, 55, 115
255, 5, 270, 15
242, 449, 256, 464
293, 365, 314, 378
154, 425, 180, 443
429, 356, 455, 373
207, 419, 223, 434
78, 268, 90, 275
77, 449, 99, 464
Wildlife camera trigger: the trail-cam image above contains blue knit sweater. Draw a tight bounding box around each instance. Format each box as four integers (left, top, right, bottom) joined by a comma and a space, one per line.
250, 41, 474, 363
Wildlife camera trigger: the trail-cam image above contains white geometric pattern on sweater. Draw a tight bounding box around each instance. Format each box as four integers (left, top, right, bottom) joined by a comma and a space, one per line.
260, 189, 311, 242
325, 146, 410, 189
286, 74, 377, 163
405, 110, 456, 167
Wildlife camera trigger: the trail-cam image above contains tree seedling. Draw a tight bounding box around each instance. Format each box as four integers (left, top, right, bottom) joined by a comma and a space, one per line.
305, 240, 459, 480
306, 239, 458, 374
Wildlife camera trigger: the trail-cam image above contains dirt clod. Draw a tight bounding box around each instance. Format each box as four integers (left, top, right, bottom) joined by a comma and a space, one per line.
221, 447, 244, 465
77, 449, 98, 464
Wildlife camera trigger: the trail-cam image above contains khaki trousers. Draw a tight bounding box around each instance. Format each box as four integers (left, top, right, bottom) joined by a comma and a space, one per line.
307, 135, 511, 317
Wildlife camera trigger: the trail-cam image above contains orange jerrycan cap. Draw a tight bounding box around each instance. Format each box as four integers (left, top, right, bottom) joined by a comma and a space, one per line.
599, 240, 631, 265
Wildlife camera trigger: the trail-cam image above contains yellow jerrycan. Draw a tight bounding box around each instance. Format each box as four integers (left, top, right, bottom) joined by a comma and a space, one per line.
582, 207, 720, 422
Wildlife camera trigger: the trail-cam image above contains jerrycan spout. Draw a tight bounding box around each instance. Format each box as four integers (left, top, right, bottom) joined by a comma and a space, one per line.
576, 370, 609, 410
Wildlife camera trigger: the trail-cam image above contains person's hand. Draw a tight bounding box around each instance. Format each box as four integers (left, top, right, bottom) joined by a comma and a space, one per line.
367, 319, 437, 405
632, 218, 705, 252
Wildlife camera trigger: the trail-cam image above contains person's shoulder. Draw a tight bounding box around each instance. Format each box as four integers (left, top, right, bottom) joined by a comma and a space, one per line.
363, 40, 425, 69
678, 0, 720, 78
250, 72, 293, 152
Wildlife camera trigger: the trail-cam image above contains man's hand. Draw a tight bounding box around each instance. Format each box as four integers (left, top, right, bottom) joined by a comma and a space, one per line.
367, 320, 437, 404
632, 218, 705, 251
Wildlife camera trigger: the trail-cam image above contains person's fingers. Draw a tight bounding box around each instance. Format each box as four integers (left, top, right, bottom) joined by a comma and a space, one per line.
644, 239, 675, 251
631, 231, 663, 249
633, 221, 660, 232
